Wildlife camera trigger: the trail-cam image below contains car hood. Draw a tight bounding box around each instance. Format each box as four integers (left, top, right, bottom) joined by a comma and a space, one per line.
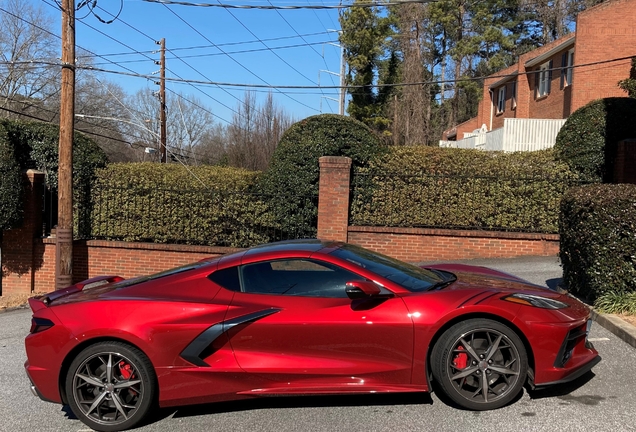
424, 263, 560, 295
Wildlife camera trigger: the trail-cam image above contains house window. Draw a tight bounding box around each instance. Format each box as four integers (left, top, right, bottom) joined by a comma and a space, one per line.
561, 50, 574, 88
497, 86, 506, 113
511, 81, 517, 110
536, 60, 552, 98
566, 50, 574, 85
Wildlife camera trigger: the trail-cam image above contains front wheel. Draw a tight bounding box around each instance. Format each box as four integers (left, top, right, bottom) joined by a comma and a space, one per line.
65, 341, 157, 432
431, 319, 528, 410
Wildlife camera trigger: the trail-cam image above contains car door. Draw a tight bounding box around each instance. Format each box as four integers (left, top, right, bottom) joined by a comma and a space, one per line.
224, 258, 415, 391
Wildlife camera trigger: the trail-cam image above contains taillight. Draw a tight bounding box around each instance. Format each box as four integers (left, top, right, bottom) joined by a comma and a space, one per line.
30, 317, 54, 334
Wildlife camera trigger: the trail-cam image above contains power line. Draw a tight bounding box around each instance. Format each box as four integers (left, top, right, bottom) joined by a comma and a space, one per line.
0, 103, 141, 148
160, 2, 320, 112
142, 0, 437, 9
65, 53, 636, 89
88, 3, 273, 123
76, 31, 338, 57
266, 0, 336, 111
88, 40, 338, 66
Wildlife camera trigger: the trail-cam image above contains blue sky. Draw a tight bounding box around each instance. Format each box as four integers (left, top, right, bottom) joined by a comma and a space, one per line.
37, 0, 345, 125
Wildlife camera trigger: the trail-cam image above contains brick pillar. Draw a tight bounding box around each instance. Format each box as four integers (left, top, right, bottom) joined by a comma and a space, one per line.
1, 170, 45, 295
317, 156, 352, 243
614, 139, 636, 184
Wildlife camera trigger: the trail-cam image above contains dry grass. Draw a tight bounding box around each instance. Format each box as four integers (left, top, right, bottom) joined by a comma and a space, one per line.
0, 292, 47, 312
619, 314, 636, 327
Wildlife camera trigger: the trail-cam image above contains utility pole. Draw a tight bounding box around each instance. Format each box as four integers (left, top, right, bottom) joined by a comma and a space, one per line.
56, 0, 75, 289
158, 38, 167, 163
339, 42, 345, 116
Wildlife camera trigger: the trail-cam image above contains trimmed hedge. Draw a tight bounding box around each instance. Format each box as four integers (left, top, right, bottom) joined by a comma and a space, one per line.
0, 127, 22, 230
560, 184, 636, 301
554, 97, 636, 183
0, 120, 107, 231
350, 147, 579, 233
89, 163, 276, 247
259, 114, 385, 236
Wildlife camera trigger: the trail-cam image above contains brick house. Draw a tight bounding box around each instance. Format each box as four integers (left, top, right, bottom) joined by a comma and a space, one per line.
443, 0, 636, 144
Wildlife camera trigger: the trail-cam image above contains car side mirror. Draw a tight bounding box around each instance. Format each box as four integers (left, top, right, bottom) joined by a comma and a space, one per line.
345, 280, 382, 299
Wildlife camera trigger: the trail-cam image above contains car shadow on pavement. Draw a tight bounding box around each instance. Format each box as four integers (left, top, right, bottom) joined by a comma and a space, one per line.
156, 392, 433, 421
526, 371, 596, 400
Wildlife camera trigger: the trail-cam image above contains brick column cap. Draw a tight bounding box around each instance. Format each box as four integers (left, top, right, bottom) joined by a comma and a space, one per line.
26, 169, 45, 181
319, 156, 352, 169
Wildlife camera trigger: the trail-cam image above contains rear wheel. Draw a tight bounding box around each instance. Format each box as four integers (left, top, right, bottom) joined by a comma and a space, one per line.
431, 319, 527, 410
65, 341, 156, 431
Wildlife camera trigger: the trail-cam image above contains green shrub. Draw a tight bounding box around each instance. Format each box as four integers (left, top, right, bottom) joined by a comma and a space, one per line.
259, 114, 385, 236
594, 291, 636, 315
0, 120, 107, 231
0, 127, 22, 230
351, 147, 579, 233
554, 97, 636, 183
560, 184, 636, 301
90, 163, 275, 247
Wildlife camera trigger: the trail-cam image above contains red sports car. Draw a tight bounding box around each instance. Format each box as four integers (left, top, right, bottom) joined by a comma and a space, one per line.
25, 240, 600, 431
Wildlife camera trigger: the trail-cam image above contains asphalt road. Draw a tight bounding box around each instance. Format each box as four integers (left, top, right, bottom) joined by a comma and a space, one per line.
2, 257, 635, 432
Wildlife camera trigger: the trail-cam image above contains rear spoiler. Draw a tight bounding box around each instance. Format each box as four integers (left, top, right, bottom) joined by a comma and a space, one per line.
28, 275, 124, 312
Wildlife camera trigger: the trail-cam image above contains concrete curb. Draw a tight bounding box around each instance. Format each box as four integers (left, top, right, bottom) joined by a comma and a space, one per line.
591, 310, 636, 349
0, 304, 29, 314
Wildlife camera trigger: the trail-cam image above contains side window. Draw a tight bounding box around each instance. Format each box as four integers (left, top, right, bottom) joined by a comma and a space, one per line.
240, 259, 363, 298
208, 267, 241, 292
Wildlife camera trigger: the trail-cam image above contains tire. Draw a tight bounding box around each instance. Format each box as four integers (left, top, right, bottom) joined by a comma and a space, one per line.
65, 341, 157, 432
431, 318, 528, 410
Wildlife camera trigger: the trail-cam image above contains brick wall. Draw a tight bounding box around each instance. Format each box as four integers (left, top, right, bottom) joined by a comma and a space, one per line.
31, 239, 239, 293
572, 0, 636, 111
348, 227, 559, 262
527, 50, 574, 120
1, 171, 44, 295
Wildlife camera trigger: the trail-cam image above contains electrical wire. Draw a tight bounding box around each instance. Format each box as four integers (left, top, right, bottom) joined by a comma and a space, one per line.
88, 40, 338, 66
76, 31, 338, 58
265, 0, 335, 111
160, 2, 320, 112
142, 0, 437, 9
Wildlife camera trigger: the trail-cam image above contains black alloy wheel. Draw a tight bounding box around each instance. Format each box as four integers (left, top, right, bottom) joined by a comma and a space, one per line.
432, 318, 528, 410
65, 341, 156, 432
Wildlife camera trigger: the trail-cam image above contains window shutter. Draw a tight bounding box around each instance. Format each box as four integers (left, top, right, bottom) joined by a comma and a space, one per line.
547, 60, 553, 94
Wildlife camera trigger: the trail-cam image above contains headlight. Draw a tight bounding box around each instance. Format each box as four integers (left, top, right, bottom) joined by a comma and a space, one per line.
503, 293, 569, 309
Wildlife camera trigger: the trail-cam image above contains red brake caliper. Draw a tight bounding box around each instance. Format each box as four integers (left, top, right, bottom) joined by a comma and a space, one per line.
452, 345, 468, 369
119, 361, 133, 379
118, 361, 138, 397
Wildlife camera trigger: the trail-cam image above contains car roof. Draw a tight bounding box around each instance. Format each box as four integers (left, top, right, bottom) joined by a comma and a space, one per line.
246, 239, 339, 254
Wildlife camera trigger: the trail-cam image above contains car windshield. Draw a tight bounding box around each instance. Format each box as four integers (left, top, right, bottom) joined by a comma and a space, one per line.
330, 244, 444, 292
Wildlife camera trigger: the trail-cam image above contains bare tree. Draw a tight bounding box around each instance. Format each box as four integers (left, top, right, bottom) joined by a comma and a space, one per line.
393, 4, 431, 145
227, 91, 294, 171
0, 0, 59, 118
125, 89, 218, 165
197, 124, 229, 165
74, 72, 138, 162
